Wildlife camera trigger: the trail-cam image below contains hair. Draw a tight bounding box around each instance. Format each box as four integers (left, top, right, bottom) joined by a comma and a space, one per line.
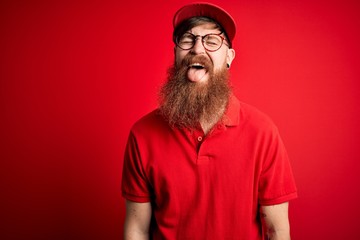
173, 16, 232, 48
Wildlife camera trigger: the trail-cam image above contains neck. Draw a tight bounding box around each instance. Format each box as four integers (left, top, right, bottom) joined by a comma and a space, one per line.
200, 106, 226, 135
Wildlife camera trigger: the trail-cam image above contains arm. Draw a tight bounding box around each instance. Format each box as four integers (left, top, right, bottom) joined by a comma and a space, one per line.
260, 202, 291, 240
124, 200, 152, 240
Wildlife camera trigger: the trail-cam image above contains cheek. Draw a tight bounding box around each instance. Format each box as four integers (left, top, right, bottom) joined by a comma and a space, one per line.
175, 51, 186, 66
211, 54, 227, 70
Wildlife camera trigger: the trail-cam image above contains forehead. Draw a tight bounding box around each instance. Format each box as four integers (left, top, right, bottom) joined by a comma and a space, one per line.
188, 22, 221, 34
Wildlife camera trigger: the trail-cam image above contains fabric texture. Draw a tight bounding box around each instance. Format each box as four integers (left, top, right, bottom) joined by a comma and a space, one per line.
122, 95, 297, 239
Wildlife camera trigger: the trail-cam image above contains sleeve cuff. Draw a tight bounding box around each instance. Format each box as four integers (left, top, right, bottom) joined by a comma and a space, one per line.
259, 191, 298, 206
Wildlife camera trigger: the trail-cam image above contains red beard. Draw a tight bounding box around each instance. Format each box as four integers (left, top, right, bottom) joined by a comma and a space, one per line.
159, 54, 231, 129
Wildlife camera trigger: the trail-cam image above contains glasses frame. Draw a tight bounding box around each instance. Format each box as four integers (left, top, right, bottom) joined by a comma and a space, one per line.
175, 32, 230, 52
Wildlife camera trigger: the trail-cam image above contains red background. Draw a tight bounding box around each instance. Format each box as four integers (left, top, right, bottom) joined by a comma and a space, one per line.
1, 0, 359, 239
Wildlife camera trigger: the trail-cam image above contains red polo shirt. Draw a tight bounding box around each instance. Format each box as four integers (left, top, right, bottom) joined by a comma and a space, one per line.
122, 95, 297, 239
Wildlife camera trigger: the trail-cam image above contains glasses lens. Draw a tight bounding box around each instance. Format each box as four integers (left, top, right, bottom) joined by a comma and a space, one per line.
177, 33, 194, 50
203, 34, 223, 51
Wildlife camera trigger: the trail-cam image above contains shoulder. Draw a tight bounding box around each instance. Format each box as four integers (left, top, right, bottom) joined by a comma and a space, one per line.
239, 102, 276, 127
130, 109, 170, 136
238, 101, 279, 135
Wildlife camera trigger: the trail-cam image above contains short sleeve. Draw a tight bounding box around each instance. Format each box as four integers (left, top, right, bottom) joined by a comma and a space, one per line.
258, 127, 297, 205
121, 131, 152, 203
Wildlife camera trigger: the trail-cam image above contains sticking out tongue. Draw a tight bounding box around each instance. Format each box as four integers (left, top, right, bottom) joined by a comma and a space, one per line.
187, 66, 207, 82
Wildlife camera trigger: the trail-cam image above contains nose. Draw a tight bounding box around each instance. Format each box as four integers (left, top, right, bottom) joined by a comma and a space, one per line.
191, 37, 206, 54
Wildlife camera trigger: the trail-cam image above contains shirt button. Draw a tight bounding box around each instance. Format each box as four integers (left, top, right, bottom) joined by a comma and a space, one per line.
197, 136, 203, 142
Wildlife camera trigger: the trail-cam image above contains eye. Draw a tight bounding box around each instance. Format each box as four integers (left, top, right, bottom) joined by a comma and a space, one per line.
179, 33, 194, 44
204, 35, 221, 46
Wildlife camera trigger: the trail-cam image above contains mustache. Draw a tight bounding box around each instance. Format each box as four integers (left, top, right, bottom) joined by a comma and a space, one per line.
178, 54, 213, 71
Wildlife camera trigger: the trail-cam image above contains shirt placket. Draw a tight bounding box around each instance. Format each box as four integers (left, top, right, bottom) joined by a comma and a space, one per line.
190, 128, 208, 165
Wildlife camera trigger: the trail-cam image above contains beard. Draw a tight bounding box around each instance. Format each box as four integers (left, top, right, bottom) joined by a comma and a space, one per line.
158, 54, 231, 129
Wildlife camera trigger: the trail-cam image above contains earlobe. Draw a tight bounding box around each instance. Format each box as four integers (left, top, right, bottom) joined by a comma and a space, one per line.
226, 49, 236, 66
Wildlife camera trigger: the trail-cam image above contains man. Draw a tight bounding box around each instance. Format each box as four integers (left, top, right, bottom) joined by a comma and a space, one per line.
122, 2, 297, 240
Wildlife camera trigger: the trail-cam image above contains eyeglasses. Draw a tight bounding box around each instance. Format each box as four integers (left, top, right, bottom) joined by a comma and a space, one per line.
175, 32, 229, 52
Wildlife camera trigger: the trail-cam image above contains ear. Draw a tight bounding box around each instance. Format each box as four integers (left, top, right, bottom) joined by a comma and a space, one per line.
226, 48, 236, 66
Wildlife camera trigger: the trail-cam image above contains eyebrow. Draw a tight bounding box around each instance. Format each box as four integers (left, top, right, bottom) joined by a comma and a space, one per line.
186, 31, 223, 36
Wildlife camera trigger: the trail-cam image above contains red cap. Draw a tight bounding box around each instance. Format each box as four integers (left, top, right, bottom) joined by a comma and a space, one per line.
173, 2, 236, 45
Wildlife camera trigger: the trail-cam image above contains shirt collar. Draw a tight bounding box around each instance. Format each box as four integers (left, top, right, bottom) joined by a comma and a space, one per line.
222, 94, 240, 127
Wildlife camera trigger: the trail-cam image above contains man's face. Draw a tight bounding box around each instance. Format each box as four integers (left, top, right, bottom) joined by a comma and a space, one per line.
175, 22, 235, 84
158, 21, 236, 129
